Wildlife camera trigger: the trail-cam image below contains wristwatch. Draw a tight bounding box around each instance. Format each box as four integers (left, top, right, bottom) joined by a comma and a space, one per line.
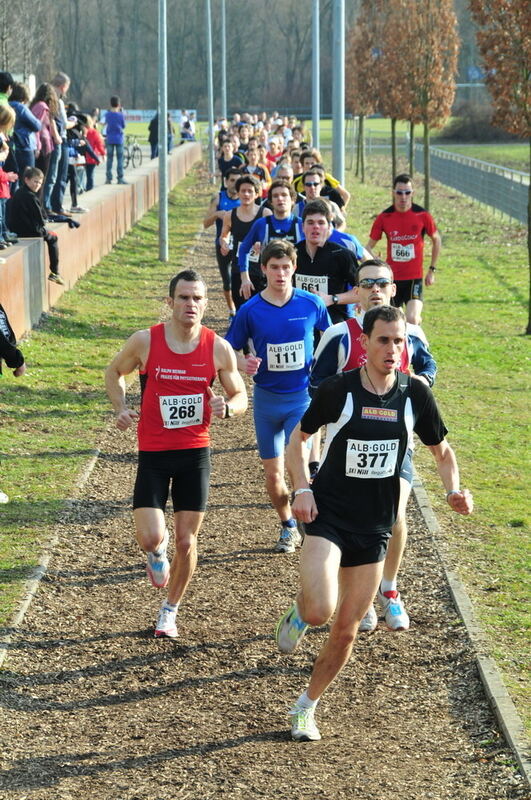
429, 266, 436, 271
224, 402, 234, 419
332, 294, 339, 305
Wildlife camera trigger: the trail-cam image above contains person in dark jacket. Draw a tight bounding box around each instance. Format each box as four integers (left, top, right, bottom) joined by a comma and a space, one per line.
9, 82, 41, 178
0, 302, 26, 503
9, 166, 64, 284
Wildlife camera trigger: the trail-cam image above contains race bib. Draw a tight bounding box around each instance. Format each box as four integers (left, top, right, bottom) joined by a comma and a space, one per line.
248, 247, 260, 263
159, 394, 204, 429
345, 438, 399, 479
295, 273, 329, 294
267, 340, 305, 371
391, 242, 415, 262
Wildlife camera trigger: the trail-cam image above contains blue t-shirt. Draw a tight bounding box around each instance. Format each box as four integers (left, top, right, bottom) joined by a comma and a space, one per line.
237, 214, 303, 271
226, 289, 331, 393
105, 110, 126, 145
216, 189, 240, 237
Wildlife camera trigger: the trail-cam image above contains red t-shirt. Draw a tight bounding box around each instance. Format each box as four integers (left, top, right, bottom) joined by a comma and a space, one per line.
137, 323, 217, 451
343, 315, 410, 373
369, 203, 437, 281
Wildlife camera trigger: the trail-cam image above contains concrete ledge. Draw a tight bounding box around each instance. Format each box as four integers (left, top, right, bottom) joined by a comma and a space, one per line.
0, 142, 202, 339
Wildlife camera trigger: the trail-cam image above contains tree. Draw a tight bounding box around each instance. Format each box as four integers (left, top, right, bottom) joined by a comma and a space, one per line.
469, 0, 531, 334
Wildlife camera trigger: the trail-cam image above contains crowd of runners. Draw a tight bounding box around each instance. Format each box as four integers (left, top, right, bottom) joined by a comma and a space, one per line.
105, 110, 473, 744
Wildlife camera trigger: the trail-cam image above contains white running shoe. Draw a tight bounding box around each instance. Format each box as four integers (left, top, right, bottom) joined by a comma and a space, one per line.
154, 607, 178, 639
275, 603, 308, 653
0, 490, 9, 504
377, 589, 410, 631
290, 706, 321, 742
146, 529, 170, 588
358, 603, 378, 632
274, 525, 302, 553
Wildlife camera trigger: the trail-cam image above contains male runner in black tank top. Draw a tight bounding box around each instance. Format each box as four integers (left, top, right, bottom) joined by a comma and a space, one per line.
275, 305, 473, 742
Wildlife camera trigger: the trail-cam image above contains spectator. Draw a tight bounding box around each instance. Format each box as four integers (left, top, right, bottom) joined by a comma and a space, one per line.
9, 83, 41, 178
44, 72, 72, 216
167, 113, 175, 152
0, 71, 13, 104
104, 95, 127, 184
30, 83, 61, 200
180, 120, 194, 143
0, 301, 26, 504
9, 166, 65, 284
0, 104, 18, 248
84, 115, 105, 191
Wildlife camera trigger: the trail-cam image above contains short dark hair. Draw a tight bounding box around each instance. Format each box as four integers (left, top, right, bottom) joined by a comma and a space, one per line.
169, 270, 206, 298
302, 168, 323, 184
356, 258, 394, 284
362, 305, 405, 336
110, 95, 121, 108
10, 82, 29, 103
261, 239, 297, 267
224, 166, 241, 180
302, 198, 332, 223
268, 178, 296, 204
236, 174, 260, 194
393, 173, 412, 188
24, 166, 44, 181
0, 71, 13, 93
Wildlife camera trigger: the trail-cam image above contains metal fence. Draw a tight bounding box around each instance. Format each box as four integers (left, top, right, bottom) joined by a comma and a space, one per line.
414, 145, 528, 225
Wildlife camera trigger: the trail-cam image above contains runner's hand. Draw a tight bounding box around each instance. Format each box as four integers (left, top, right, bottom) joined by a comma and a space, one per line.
292, 492, 318, 523
206, 385, 226, 419
115, 408, 139, 430
219, 238, 230, 256
309, 288, 331, 306
243, 354, 261, 376
240, 275, 253, 299
425, 269, 435, 287
447, 488, 473, 515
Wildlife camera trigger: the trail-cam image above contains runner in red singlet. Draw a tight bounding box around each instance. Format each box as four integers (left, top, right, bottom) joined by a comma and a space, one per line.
105, 270, 247, 639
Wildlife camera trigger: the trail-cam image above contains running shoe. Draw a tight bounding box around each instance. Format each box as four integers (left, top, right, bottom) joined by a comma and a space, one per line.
0, 491, 9, 504
70, 206, 88, 213
377, 589, 410, 631
154, 607, 178, 639
48, 273, 65, 285
146, 529, 170, 588
275, 603, 308, 653
289, 705, 321, 742
274, 525, 302, 554
358, 603, 378, 633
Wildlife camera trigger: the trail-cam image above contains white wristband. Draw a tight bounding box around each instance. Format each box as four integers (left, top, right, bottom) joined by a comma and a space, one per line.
294, 487, 313, 497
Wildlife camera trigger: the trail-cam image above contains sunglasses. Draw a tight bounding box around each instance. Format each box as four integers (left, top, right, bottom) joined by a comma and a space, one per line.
394, 189, 412, 195
304, 181, 320, 187
358, 278, 392, 288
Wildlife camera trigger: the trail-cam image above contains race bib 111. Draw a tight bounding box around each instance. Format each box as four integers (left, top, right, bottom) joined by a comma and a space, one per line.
267, 340, 305, 371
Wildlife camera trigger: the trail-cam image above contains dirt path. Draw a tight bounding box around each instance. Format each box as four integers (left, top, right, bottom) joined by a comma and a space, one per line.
0, 231, 527, 800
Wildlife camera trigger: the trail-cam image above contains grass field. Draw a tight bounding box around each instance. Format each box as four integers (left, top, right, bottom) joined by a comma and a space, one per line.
344, 158, 530, 732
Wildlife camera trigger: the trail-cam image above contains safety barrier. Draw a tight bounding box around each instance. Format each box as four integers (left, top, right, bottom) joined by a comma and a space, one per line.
0, 142, 202, 339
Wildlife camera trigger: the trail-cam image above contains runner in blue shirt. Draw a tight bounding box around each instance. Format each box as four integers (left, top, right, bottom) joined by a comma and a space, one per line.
226, 239, 331, 553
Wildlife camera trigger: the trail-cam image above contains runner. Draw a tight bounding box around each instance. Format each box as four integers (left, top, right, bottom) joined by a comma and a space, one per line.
105, 270, 247, 639
276, 304, 473, 741
310, 258, 437, 631
237, 179, 303, 301
203, 167, 241, 318
218, 174, 271, 310
226, 239, 331, 553
366, 173, 441, 324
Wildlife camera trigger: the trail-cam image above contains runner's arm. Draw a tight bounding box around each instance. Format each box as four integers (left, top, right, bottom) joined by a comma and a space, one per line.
213, 337, 248, 417
365, 237, 379, 256
286, 423, 318, 523
105, 330, 148, 429
203, 195, 221, 229
428, 440, 473, 515
219, 210, 232, 255
424, 230, 442, 286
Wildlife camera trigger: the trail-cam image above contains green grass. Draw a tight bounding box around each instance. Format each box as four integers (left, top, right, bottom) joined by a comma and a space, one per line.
429, 143, 529, 172
344, 158, 530, 733
0, 165, 211, 623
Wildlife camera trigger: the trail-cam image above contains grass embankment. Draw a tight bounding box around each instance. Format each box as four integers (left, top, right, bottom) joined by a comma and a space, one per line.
345, 160, 530, 733
0, 166, 212, 623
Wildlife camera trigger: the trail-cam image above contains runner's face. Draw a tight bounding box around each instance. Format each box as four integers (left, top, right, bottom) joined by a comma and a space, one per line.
303, 174, 322, 200
303, 213, 330, 247
355, 266, 395, 310
262, 256, 295, 290
238, 183, 257, 205
222, 142, 233, 157
169, 280, 207, 326
271, 187, 292, 214
225, 174, 238, 194
393, 181, 413, 212
362, 319, 406, 375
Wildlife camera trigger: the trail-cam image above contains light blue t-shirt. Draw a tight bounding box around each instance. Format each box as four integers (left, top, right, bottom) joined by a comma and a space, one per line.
226, 289, 331, 393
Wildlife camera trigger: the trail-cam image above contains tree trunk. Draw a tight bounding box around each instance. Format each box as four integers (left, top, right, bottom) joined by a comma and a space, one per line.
391, 117, 397, 181
423, 122, 430, 211
526, 139, 531, 334
409, 120, 415, 176
360, 115, 366, 184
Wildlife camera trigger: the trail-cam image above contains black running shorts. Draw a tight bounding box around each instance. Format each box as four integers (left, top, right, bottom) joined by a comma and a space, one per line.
392, 278, 423, 308
133, 447, 211, 512
303, 519, 390, 568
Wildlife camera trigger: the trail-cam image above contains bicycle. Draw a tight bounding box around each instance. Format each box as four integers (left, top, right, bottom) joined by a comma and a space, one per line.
123, 135, 143, 169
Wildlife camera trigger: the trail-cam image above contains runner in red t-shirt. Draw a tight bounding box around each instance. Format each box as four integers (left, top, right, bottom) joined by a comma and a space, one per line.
366, 173, 441, 324
105, 270, 247, 639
